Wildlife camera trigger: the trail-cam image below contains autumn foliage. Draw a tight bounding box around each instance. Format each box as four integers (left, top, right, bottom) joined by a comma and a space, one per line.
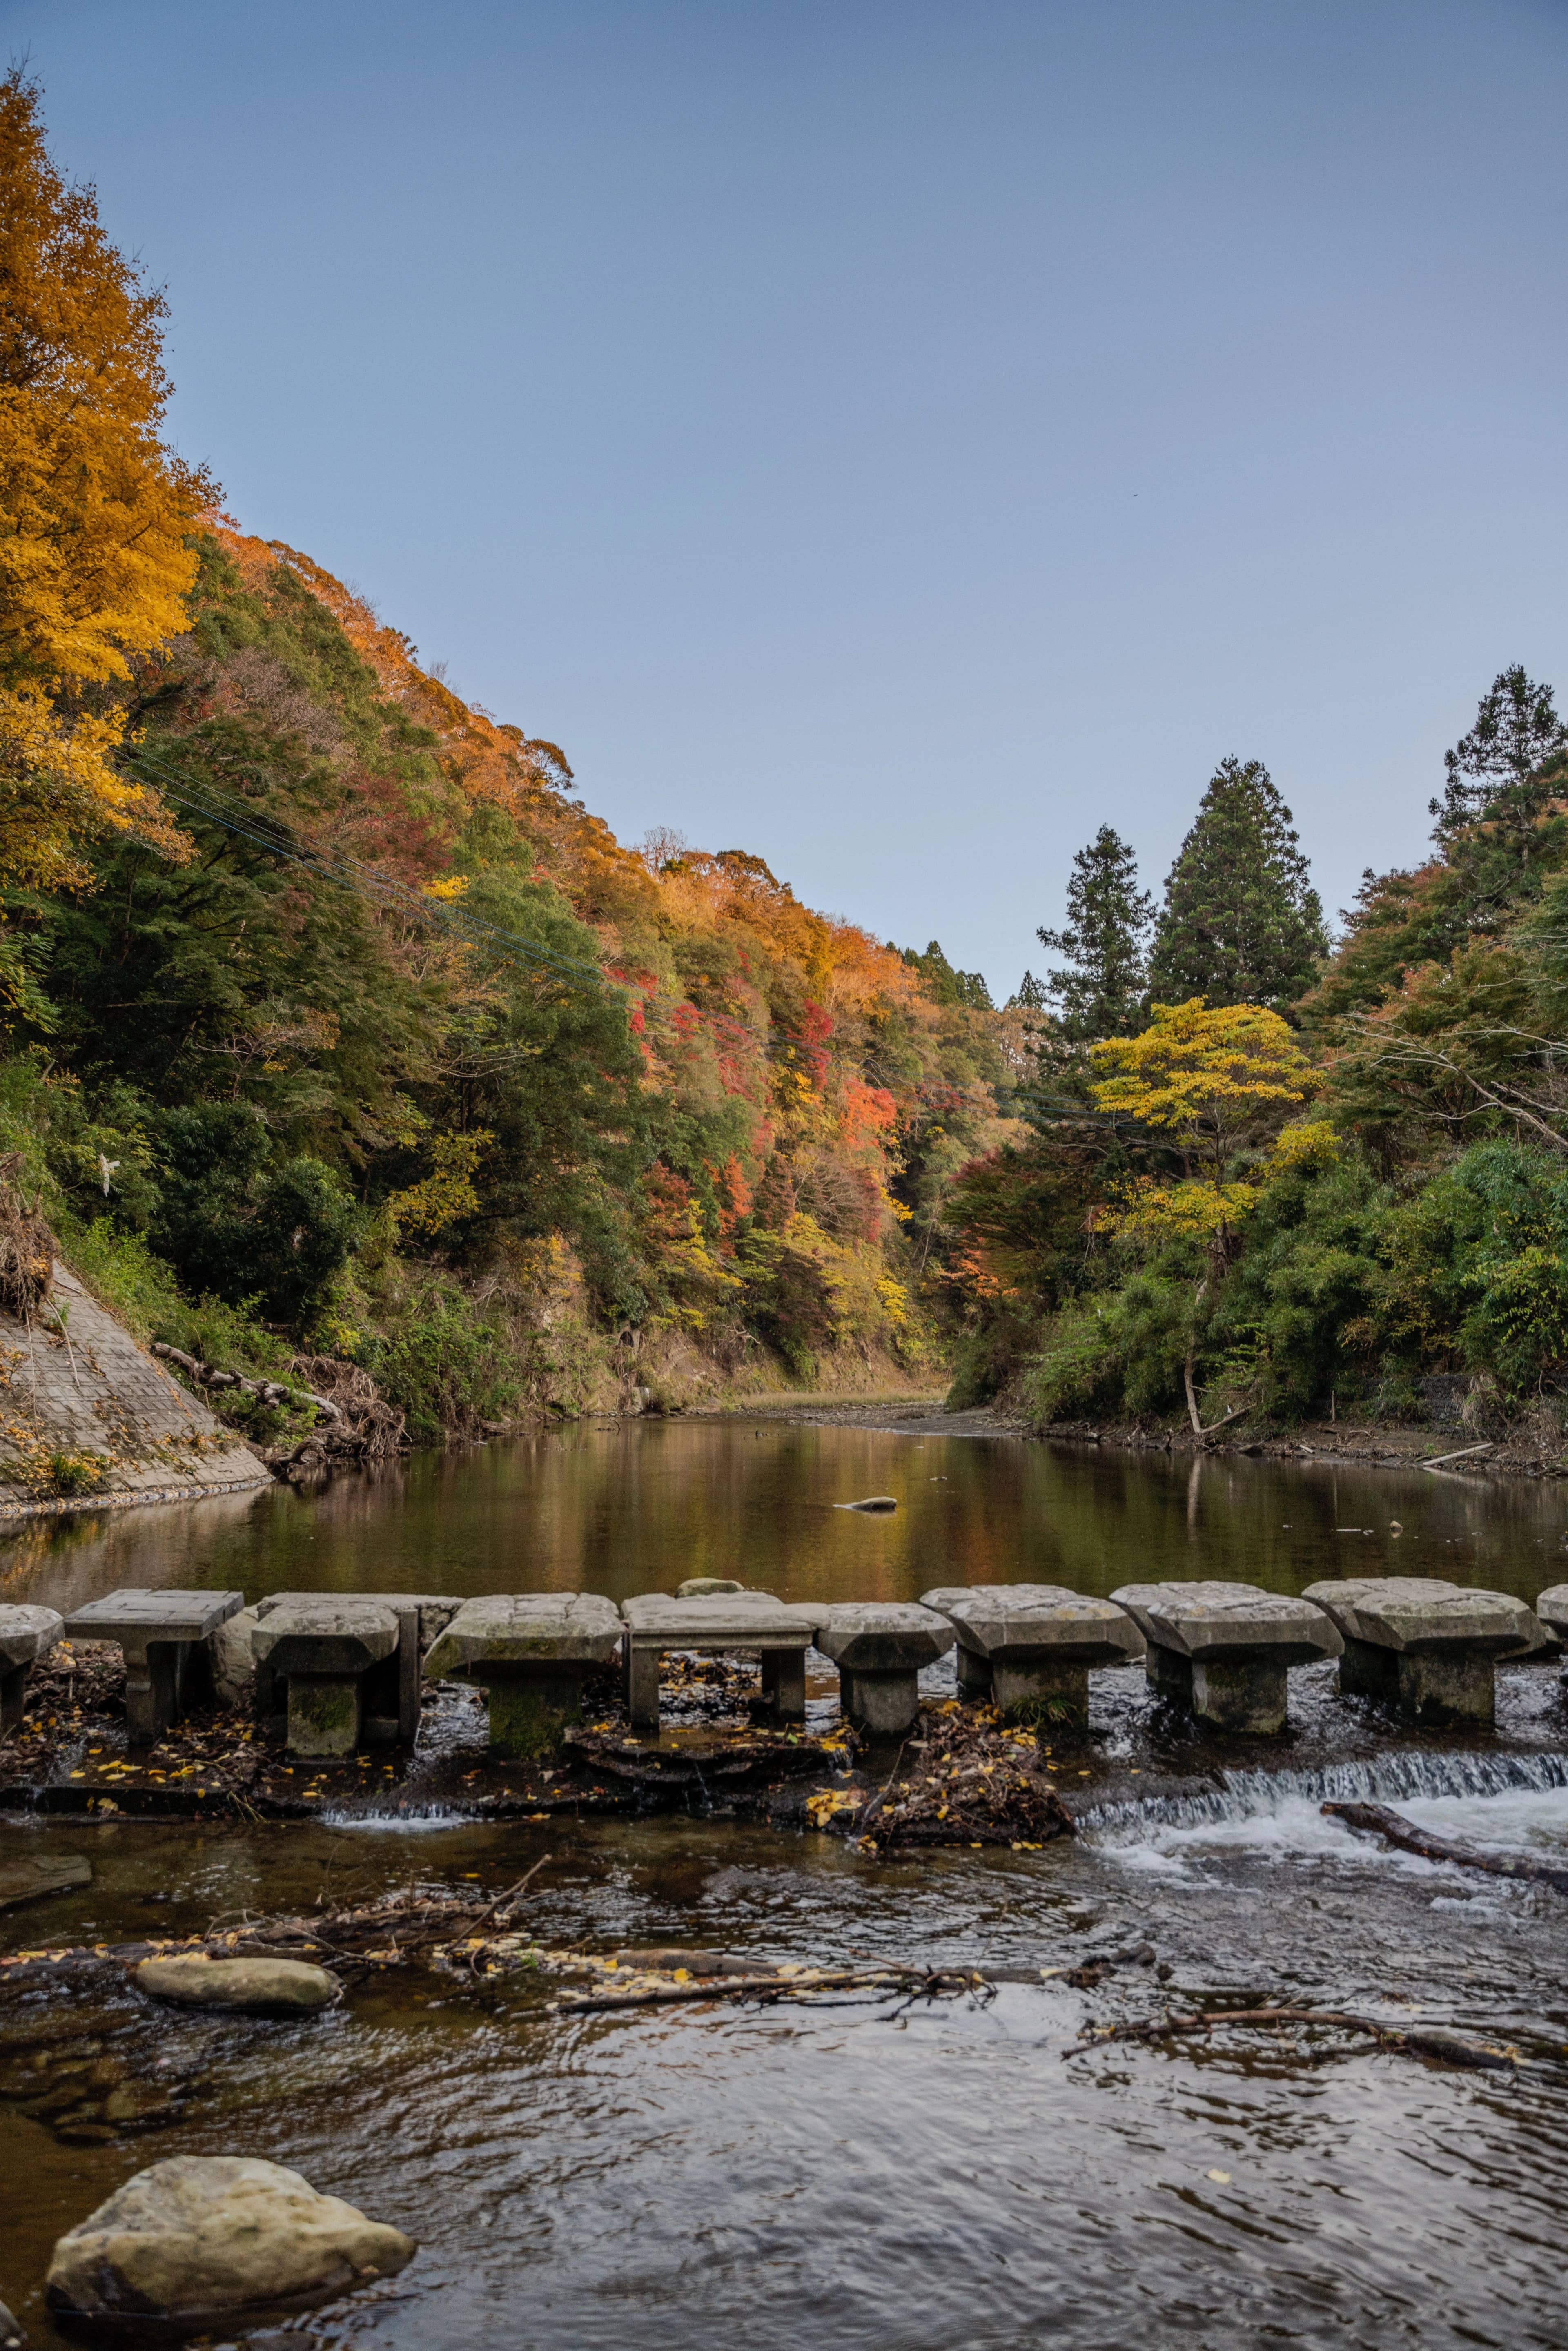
0, 71, 210, 908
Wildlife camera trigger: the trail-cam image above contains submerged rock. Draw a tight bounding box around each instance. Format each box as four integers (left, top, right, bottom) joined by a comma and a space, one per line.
133, 1956, 340, 2014
677, 1577, 746, 1597
0, 2296, 26, 2348
0, 1853, 91, 1912
839, 1495, 897, 1512
45, 2155, 415, 2327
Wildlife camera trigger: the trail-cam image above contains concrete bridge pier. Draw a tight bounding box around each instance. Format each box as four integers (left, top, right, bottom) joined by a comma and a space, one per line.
64, 1589, 243, 1746
423, 1594, 626, 1757
0, 1605, 63, 1735
1304, 1578, 1541, 1729
817, 1604, 956, 1736
1113, 1582, 1342, 1736
921, 1586, 1145, 1727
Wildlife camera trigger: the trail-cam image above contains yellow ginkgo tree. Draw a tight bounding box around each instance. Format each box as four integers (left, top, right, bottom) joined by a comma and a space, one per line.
0, 70, 213, 1005
1090, 998, 1330, 1432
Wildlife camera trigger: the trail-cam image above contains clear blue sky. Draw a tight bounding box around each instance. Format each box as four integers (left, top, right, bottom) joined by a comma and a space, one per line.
16, 0, 1568, 994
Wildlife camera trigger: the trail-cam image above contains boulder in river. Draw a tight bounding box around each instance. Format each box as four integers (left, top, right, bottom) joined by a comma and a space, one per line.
133, 1955, 341, 2013
0, 2295, 26, 2348
837, 1495, 897, 1512
45, 2155, 415, 2327
677, 1577, 746, 1597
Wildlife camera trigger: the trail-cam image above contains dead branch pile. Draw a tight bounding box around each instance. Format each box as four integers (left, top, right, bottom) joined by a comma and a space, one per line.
0, 1865, 553, 1987
8, 1638, 126, 1731
150, 1342, 407, 1467
0, 1156, 54, 1319
846, 1703, 1076, 1851
287, 1353, 407, 1461
550, 1959, 994, 2014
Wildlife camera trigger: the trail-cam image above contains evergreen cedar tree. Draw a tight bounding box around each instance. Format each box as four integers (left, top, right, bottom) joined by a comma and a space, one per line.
0, 70, 209, 925
1034, 824, 1152, 1042
1429, 666, 1568, 845
900, 940, 993, 1010
1147, 756, 1327, 1016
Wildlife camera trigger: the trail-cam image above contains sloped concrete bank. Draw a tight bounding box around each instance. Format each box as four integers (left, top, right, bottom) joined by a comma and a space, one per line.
0, 1261, 269, 1519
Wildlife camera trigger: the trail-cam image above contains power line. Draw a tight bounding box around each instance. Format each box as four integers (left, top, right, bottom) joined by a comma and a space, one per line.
119, 747, 841, 1071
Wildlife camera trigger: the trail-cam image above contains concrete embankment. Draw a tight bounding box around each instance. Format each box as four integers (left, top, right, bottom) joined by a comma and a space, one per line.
0, 1260, 268, 1520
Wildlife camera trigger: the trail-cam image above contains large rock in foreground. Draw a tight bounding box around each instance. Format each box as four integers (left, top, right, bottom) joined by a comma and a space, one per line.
46, 2156, 414, 2327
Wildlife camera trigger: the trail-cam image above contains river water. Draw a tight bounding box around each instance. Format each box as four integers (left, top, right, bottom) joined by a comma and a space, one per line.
4, 1418, 1568, 2349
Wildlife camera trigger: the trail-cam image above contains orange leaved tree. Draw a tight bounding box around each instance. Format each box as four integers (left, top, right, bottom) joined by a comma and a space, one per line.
0, 70, 212, 1003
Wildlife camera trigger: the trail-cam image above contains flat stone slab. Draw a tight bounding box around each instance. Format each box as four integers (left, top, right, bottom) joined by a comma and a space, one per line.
255, 1591, 460, 1650
64, 1588, 243, 1648
1111, 1581, 1342, 1664
1303, 1577, 1540, 1655
423, 1593, 623, 1678
621, 1593, 825, 1732
621, 1593, 828, 1647
251, 1600, 400, 1677
815, 1603, 955, 1672
918, 1586, 977, 1616
1534, 1584, 1568, 1642
924, 1584, 1145, 1666
0, 1603, 64, 1670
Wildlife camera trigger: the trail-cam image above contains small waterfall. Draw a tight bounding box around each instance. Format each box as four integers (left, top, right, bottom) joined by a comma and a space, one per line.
1083, 1748, 1568, 1835
318, 1802, 474, 1831
1082, 1748, 1568, 1875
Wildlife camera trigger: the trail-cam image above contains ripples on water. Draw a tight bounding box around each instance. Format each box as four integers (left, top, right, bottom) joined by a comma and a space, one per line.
6, 1423, 1568, 2348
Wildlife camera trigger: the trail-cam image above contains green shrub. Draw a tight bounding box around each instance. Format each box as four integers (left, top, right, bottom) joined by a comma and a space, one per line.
1380, 1142, 1568, 1397
369, 1275, 522, 1444
1023, 1297, 1129, 1421
62, 1219, 184, 1346
150, 1103, 364, 1328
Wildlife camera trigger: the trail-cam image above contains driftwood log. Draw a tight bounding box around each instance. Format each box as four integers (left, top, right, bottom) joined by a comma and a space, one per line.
152, 1342, 341, 1422
1323, 1800, 1568, 1894
1070, 2003, 1517, 2070
553, 1961, 1006, 2015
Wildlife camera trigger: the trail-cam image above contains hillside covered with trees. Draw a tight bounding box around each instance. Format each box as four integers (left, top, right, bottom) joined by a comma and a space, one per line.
0, 71, 1012, 1484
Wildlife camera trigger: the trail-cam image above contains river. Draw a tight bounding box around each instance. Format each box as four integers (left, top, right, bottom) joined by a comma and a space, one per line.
4, 1417, 1568, 2349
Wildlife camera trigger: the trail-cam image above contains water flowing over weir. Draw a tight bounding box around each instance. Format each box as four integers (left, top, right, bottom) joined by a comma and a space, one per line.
8, 1422, 1568, 2351
1084, 1745, 1568, 1834
1082, 1745, 1568, 1883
